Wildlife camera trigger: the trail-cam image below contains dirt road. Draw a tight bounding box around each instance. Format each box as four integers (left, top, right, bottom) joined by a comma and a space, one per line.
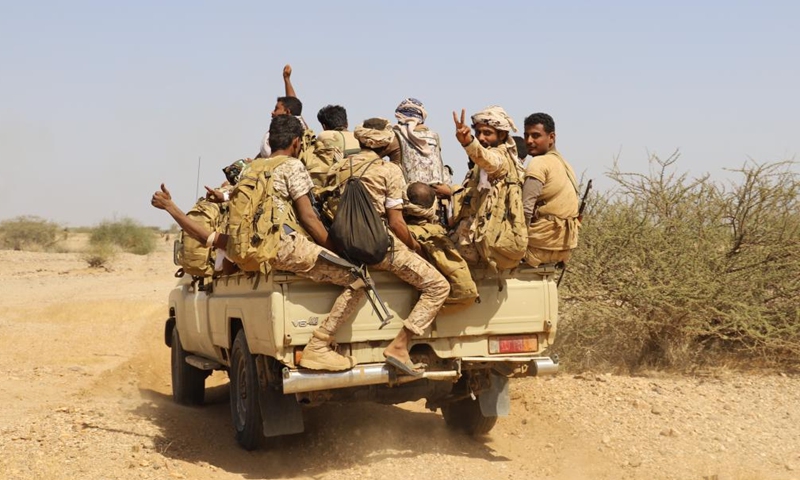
1, 241, 798, 480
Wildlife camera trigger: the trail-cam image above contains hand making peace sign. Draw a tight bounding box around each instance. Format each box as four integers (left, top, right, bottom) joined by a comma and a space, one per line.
453, 109, 473, 146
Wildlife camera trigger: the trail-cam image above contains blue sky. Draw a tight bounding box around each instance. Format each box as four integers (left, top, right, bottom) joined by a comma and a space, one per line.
1, 1, 798, 227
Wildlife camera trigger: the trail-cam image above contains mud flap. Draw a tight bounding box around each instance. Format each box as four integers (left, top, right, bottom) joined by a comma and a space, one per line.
255, 357, 304, 437
478, 373, 510, 417
258, 381, 304, 437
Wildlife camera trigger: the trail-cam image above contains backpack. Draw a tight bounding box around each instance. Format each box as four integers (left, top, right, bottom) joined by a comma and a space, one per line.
458, 150, 528, 271
298, 128, 339, 189
224, 155, 303, 272
174, 197, 223, 278
328, 159, 391, 265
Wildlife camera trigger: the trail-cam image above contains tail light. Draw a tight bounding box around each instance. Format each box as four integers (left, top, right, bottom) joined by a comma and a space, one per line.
489, 335, 538, 354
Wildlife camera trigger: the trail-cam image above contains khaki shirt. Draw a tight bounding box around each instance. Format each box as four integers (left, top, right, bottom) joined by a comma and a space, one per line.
317, 130, 360, 157
328, 150, 406, 217
524, 149, 579, 250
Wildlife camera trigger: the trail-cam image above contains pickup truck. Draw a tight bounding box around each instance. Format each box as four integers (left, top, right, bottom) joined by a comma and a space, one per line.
163, 264, 560, 450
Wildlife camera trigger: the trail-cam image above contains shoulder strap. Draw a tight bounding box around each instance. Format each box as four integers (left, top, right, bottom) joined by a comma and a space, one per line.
393, 130, 407, 175
357, 157, 382, 179
554, 153, 579, 195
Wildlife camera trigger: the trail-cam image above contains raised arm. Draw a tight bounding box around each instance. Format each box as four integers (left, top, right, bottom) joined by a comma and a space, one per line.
283, 64, 297, 98
151, 184, 228, 249
453, 109, 506, 175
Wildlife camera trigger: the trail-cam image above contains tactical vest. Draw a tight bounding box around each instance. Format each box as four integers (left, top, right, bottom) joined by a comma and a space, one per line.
455, 149, 527, 271
394, 129, 448, 185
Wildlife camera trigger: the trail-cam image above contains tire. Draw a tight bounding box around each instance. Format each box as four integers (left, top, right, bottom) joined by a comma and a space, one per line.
229, 329, 263, 450
171, 328, 206, 405
441, 397, 498, 436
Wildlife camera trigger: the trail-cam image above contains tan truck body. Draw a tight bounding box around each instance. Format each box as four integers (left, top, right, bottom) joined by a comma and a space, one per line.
165, 264, 560, 449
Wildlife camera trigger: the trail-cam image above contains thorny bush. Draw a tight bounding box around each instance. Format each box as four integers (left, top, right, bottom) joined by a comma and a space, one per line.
555, 153, 800, 371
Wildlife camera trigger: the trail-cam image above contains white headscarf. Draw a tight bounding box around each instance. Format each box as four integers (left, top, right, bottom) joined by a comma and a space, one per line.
394, 98, 431, 155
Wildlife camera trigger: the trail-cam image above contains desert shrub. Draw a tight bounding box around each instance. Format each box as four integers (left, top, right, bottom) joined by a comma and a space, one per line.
83, 241, 116, 268
0, 216, 64, 251
555, 153, 800, 371
90, 217, 156, 255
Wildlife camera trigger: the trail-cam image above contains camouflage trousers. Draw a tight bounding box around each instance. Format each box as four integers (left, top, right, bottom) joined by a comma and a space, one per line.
271, 232, 364, 334
271, 231, 449, 337
525, 246, 573, 267
370, 235, 450, 336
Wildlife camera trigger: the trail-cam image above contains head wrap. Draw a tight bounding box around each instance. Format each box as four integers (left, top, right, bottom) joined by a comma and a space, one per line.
222, 159, 248, 185
471, 106, 519, 191
403, 202, 439, 224
394, 98, 431, 155
354, 119, 395, 149
471, 105, 518, 133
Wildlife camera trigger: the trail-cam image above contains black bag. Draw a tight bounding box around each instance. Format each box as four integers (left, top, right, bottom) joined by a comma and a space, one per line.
329, 160, 391, 265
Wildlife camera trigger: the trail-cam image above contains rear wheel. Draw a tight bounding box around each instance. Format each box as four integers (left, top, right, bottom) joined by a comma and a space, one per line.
441, 396, 498, 436
229, 329, 263, 450
170, 328, 206, 405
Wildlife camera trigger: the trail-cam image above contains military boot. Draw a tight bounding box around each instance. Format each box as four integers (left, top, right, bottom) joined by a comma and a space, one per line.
299, 328, 357, 371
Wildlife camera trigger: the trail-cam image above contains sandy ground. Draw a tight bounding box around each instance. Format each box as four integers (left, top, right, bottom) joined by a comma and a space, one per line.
1, 234, 799, 480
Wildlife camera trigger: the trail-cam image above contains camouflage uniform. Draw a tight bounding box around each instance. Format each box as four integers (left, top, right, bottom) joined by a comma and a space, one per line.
328, 150, 450, 335
268, 158, 365, 331
384, 126, 452, 186
451, 139, 524, 264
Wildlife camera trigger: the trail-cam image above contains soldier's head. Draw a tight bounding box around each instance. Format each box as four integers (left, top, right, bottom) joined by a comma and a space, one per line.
395, 98, 427, 124
407, 182, 436, 209
471, 106, 517, 149
317, 105, 348, 131
268, 115, 304, 157
524, 112, 556, 157
222, 159, 249, 185
513, 136, 528, 163
272, 96, 303, 118
354, 117, 394, 155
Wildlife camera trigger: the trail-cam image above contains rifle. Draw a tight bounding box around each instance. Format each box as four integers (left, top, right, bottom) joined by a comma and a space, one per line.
577, 179, 593, 222
557, 179, 593, 287
317, 251, 394, 328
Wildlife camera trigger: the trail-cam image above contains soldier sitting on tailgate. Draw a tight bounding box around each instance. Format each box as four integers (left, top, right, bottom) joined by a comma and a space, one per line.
403, 182, 479, 309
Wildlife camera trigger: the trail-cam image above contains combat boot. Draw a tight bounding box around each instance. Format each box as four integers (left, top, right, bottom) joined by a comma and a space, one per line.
299, 328, 357, 371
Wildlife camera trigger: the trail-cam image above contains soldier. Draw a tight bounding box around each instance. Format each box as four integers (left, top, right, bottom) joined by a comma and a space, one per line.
513, 135, 529, 166
282, 64, 360, 159
384, 98, 453, 198
450, 106, 527, 270
404, 182, 479, 308
315, 104, 361, 157
258, 65, 308, 158
152, 115, 366, 372
327, 118, 450, 376
522, 112, 580, 267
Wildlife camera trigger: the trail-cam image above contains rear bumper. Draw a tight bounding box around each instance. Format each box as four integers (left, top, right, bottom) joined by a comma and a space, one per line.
281, 356, 558, 395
